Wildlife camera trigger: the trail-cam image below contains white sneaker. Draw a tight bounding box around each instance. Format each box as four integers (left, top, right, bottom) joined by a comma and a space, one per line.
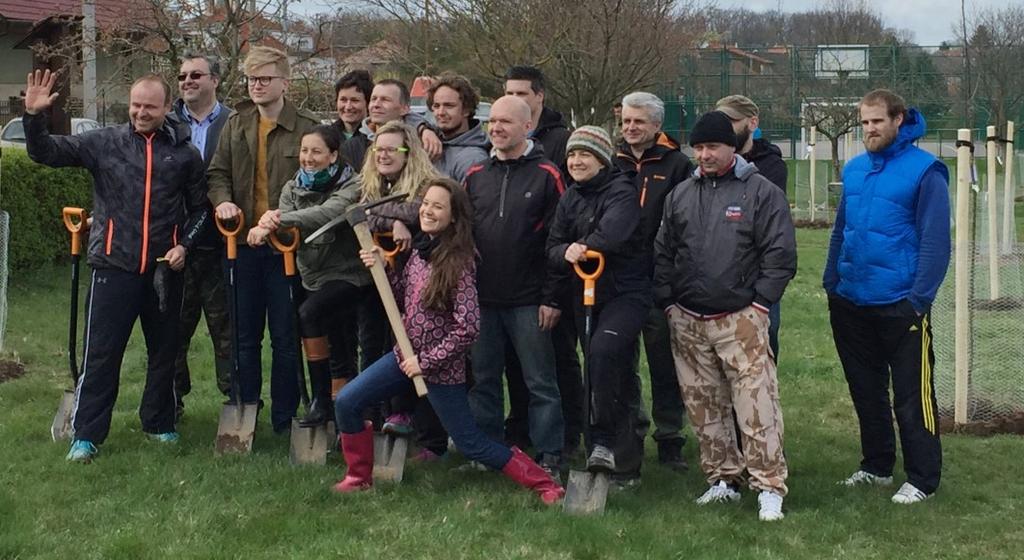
695, 480, 741, 505
891, 482, 931, 504
839, 470, 894, 487
758, 490, 785, 521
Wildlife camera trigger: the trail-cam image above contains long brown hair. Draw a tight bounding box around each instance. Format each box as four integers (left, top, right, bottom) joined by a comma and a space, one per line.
420, 178, 476, 311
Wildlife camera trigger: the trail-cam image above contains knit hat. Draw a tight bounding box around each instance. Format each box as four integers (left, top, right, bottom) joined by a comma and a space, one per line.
566, 125, 614, 168
689, 111, 737, 148
715, 94, 759, 120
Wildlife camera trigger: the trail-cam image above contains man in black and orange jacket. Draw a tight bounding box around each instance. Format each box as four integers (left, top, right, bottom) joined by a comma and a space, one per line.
24, 70, 209, 462
613, 91, 694, 474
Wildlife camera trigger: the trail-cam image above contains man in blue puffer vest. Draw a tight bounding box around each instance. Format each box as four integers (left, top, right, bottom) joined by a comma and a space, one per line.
824, 89, 950, 505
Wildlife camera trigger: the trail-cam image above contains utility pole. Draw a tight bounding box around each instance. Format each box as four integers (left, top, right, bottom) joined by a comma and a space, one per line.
82, 0, 97, 120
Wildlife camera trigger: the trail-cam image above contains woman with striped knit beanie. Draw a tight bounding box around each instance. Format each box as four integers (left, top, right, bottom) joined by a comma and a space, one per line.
546, 125, 653, 488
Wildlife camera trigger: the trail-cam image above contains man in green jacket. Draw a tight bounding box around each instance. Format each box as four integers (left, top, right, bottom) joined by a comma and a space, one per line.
206, 46, 319, 432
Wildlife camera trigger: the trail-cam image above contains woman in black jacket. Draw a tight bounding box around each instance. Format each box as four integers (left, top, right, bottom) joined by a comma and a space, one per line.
546, 125, 651, 481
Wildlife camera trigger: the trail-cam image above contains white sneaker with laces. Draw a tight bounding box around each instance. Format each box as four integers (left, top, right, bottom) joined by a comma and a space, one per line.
891, 482, 931, 504
839, 470, 894, 487
758, 490, 785, 521
695, 480, 741, 505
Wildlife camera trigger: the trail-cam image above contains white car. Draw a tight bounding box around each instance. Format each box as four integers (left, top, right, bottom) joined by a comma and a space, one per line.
1, 117, 102, 148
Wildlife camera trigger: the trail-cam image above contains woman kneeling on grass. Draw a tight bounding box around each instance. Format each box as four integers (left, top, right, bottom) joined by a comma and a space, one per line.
332, 178, 565, 504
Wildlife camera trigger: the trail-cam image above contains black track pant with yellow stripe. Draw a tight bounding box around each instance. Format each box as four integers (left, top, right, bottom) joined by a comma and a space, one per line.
828, 295, 942, 494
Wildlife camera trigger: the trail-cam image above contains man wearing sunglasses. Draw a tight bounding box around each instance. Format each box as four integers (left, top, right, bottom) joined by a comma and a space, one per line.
207, 46, 319, 433
168, 53, 234, 422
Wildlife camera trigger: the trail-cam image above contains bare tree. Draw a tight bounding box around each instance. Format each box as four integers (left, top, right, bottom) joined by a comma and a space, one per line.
965, 6, 1024, 134
359, 0, 702, 124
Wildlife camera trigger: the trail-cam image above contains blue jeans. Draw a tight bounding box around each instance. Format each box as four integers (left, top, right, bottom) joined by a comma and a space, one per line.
231, 244, 299, 431
335, 352, 513, 470
469, 305, 564, 456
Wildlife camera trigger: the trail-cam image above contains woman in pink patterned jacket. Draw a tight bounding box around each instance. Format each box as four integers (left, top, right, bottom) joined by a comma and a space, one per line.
331, 177, 565, 505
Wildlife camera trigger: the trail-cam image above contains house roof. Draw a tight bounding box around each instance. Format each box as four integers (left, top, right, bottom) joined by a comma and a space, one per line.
0, 0, 128, 28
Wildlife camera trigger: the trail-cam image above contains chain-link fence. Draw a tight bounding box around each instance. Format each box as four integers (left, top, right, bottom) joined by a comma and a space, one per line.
933, 140, 1024, 435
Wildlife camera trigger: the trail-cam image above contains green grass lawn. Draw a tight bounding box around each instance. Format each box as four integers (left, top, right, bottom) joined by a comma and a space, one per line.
1, 229, 1022, 560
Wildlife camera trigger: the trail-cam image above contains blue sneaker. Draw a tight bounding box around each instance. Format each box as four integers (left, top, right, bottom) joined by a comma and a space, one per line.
66, 440, 98, 462
147, 432, 180, 443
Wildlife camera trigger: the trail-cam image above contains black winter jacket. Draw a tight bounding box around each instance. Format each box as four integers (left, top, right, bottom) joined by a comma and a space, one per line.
465, 143, 565, 308
169, 99, 231, 250
547, 167, 650, 306
25, 112, 209, 275
534, 106, 571, 175
742, 138, 787, 196
614, 132, 695, 255
653, 155, 796, 315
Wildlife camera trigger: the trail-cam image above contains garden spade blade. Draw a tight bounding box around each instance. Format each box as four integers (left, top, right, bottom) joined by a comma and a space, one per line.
289, 418, 328, 465
373, 433, 408, 483
562, 470, 610, 515
214, 402, 259, 455
51, 390, 75, 441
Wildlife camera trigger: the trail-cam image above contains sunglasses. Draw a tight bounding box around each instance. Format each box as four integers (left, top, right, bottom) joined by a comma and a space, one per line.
177, 71, 209, 82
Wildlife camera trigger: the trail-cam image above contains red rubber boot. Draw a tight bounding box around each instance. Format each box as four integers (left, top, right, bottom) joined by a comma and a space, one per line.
501, 446, 566, 505
332, 421, 374, 493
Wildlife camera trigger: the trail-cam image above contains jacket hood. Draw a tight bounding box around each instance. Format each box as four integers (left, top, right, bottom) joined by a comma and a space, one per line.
694, 154, 757, 181
358, 117, 375, 141
489, 139, 540, 162
869, 107, 927, 162
536, 106, 568, 135
445, 119, 489, 149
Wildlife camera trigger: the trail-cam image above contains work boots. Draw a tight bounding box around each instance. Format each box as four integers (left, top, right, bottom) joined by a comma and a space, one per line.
501, 446, 566, 505
333, 421, 374, 493
299, 336, 332, 427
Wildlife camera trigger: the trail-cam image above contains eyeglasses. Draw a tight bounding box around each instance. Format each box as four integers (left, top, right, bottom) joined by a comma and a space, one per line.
246, 76, 283, 87
371, 146, 409, 155
177, 71, 209, 82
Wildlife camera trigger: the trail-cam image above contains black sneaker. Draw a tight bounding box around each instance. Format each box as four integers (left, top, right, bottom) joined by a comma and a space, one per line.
657, 439, 688, 472
538, 453, 562, 485
610, 472, 642, 491
586, 444, 616, 473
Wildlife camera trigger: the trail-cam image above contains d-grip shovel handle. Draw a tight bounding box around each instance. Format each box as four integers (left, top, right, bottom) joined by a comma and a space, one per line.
572, 250, 605, 307
373, 232, 401, 267
268, 226, 300, 277
62, 207, 88, 256
215, 212, 246, 260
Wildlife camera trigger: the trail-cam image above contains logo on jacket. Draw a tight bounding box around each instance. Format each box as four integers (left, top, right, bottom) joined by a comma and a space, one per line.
725, 205, 744, 221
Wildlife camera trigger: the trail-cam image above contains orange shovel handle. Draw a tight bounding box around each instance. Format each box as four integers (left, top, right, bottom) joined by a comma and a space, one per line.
215, 212, 246, 261
572, 250, 606, 307
268, 226, 300, 277
62, 207, 88, 256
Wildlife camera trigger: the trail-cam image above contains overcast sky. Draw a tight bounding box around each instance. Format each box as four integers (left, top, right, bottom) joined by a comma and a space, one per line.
293, 0, 1005, 46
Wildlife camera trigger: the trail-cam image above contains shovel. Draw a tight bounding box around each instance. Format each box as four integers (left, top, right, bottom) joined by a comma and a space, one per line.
214, 212, 259, 455
563, 250, 610, 516
370, 231, 407, 482
270, 227, 329, 466
51, 207, 87, 441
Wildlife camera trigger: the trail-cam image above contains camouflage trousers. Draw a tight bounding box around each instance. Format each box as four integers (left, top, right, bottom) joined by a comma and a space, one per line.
174, 247, 232, 397
666, 304, 788, 496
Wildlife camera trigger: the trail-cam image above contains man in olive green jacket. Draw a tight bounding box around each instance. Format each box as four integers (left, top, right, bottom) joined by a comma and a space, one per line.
206, 46, 319, 432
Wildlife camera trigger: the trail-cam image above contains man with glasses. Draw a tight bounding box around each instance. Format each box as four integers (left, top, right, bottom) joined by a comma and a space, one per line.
207, 46, 319, 433
169, 53, 233, 420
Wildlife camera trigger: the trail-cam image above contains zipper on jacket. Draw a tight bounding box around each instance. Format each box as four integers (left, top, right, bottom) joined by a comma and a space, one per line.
498, 166, 510, 218
139, 133, 155, 274
172, 224, 179, 247
640, 176, 649, 208
105, 218, 114, 255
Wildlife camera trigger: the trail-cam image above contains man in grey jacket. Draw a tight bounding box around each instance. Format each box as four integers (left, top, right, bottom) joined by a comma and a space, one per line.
427, 73, 489, 182
654, 111, 796, 521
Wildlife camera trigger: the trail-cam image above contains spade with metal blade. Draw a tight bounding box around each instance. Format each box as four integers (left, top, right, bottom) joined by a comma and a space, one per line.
51, 207, 87, 441
269, 226, 329, 465
214, 212, 259, 455
563, 250, 610, 516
